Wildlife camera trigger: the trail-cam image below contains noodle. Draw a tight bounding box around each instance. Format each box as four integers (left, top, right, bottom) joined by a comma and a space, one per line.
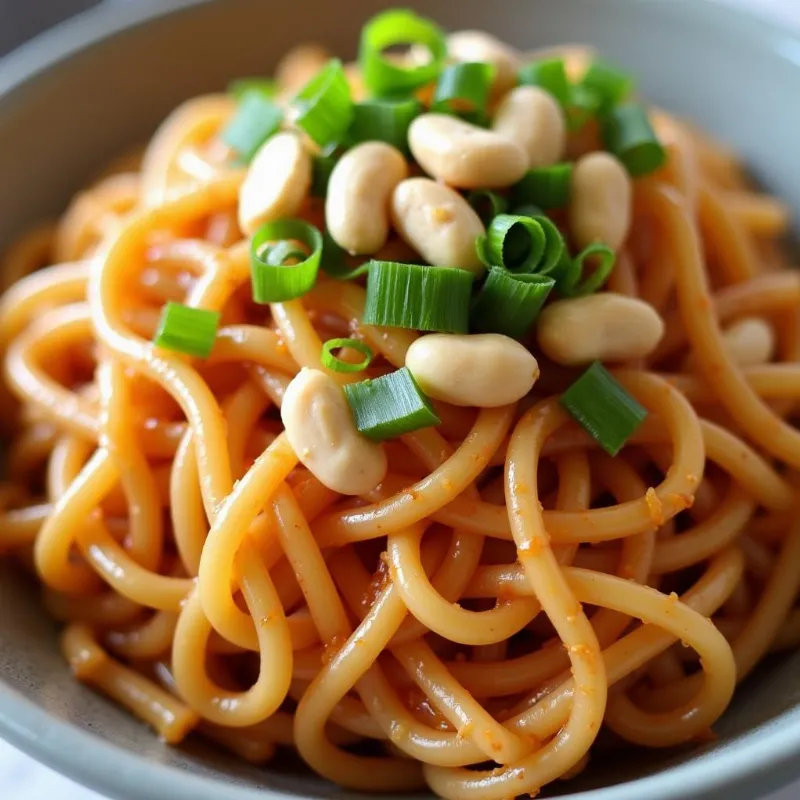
1, 18, 799, 800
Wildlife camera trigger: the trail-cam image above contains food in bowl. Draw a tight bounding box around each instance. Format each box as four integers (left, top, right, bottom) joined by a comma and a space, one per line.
0, 8, 797, 798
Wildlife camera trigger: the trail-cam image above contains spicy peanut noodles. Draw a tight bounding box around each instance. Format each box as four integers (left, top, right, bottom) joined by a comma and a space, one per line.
0, 11, 798, 799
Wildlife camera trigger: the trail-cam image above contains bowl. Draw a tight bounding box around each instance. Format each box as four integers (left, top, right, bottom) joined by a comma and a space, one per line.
2, 1, 800, 799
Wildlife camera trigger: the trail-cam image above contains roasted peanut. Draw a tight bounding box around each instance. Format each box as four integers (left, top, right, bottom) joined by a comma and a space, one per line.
408, 113, 528, 189
326, 142, 408, 255
238, 132, 311, 236
281, 369, 387, 495
537, 293, 664, 365
391, 178, 485, 276
406, 333, 539, 407
492, 86, 566, 169
569, 152, 632, 251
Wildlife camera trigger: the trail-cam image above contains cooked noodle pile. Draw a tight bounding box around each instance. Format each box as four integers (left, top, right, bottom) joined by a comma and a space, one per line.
1, 16, 799, 799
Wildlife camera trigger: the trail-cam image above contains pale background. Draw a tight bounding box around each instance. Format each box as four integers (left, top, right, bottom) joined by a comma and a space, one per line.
1, 0, 799, 798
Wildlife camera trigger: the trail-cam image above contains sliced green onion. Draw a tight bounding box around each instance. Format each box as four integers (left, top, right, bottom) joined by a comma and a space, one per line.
518, 59, 570, 108
432, 62, 494, 124
221, 92, 283, 163
228, 78, 279, 101
471, 268, 555, 340
347, 98, 422, 152
568, 84, 602, 131
311, 154, 338, 197
467, 190, 509, 225
344, 367, 441, 440
320, 232, 372, 282
154, 302, 220, 359
511, 164, 573, 210
250, 220, 322, 303
362, 261, 473, 333
321, 338, 373, 373
580, 60, 634, 113
560, 362, 647, 456
291, 59, 354, 149
601, 103, 667, 177
560, 243, 616, 297
359, 9, 446, 97
476, 214, 565, 275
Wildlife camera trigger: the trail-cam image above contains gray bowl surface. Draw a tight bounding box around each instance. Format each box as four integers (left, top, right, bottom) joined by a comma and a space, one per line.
1, 1, 800, 799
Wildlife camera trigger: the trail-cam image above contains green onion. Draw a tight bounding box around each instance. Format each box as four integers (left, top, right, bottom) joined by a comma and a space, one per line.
601, 103, 667, 177
432, 62, 494, 124
154, 302, 220, 359
476, 214, 565, 275
250, 220, 322, 303
568, 84, 602, 131
362, 261, 473, 333
228, 78, 279, 101
221, 92, 283, 163
471, 268, 555, 340
511, 164, 573, 210
510, 203, 544, 219
321, 338, 373, 373
560, 362, 647, 456
291, 59, 354, 149
359, 9, 446, 97
347, 98, 422, 152
518, 59, 571, 108
580, 60, 634, 113
467, 190, 509, 225
311, 154, 338, 197
344, 367, 441, 440
560, 243, 616, 297
320, 232, 372, 281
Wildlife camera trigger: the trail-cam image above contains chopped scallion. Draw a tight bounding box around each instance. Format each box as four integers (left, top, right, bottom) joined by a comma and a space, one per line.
476, 214, 566, 276
467, 190, 509, 225
511, 164, 573, 210
154, 302, 220, 359
291, 59, 354, 149
221, 92, 283, 163
344, 367, 441, 440
321, 338, 373, 373
580, 60, 634, 113
359, 9, 446, 97
559, 243, 616, 297
432, 62, 494, 124
601, 103, 667, 177
362, 261, 473, 333
470, 267, 555, 340
250, 220, 322, 303
560, 362, 648, 456
347, 98, 422, 152
518, 59, 571, 108
568, 84, 602, 130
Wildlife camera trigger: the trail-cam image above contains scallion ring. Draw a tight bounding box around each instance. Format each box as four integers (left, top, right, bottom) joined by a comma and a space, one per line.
347, 98, 422, 152
359, 9, 446, 97
511, 164, 573, 210
221, 92, 283, 163
432, 62, 494, 124
476, 214, 565, 275
321, 338, 374, 373
580, 60, 634, 113
467, 190, 509, 225
250, 220, 323, 303
518, 59, 571, 108
560, 243, 616, 297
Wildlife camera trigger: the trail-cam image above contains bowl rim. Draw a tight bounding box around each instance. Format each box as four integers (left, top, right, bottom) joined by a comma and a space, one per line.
2, 1, 800, 799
